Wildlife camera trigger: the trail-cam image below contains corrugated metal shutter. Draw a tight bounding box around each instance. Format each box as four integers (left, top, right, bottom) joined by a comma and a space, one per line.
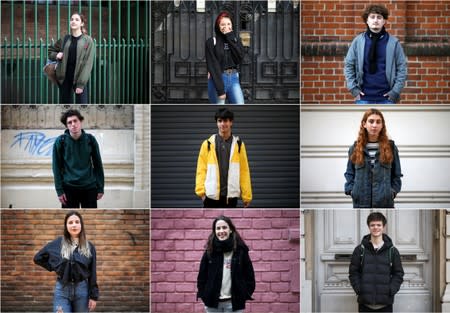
151, 105, 299, 208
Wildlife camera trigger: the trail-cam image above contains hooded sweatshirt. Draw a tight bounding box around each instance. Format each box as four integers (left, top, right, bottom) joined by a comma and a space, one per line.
52, 129, 104, 196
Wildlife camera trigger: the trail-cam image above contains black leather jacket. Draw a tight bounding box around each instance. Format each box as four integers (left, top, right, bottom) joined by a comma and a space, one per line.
34, 236, 99, 300
197, 243, 255, 311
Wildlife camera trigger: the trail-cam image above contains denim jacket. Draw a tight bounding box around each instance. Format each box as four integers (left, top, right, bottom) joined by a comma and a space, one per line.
344, 140, 402, 208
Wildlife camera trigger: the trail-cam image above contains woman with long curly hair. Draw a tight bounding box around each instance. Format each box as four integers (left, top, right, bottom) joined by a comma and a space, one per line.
344, 108, 402, 208
197, 215, 255, 312
34, 211, 98, 312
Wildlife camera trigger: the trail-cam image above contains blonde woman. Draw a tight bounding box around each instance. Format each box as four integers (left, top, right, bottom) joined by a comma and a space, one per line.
34, 211, 98, 312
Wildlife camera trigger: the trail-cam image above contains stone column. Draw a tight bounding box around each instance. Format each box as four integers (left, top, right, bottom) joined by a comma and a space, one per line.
132, 104, 150, 207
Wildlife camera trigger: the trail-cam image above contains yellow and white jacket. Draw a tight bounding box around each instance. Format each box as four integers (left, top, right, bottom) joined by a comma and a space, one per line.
195, 134, 252, 202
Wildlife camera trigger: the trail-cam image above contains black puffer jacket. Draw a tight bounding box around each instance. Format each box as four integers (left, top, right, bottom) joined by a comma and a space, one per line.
349, 233, 404, 306
197, 243, 255, 311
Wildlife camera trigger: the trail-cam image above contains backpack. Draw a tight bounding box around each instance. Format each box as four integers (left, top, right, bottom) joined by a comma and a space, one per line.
360, 244, 395, 268
43, 34, 70, 85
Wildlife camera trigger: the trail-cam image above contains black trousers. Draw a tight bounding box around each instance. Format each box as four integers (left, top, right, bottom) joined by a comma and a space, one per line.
62, 186, 97, 208
59, 81, 88, 104
203, 196, 238, 208
359, 304, 393, 313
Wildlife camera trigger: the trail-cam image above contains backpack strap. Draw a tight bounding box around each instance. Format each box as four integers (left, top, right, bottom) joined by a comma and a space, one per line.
237, 139, 242, 153
388, 246, 394, 267
359, 244, 365, 267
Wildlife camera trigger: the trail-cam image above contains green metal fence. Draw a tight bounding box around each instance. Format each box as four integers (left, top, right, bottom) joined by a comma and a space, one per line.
1, 0, 149, 104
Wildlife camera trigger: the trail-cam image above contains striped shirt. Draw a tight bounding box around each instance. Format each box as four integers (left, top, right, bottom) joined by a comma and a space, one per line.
366, 142, 379, 167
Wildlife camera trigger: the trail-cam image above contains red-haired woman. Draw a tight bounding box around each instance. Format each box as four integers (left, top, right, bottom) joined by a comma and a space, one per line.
344, 108, 403, 208
206, 12, 245, 104
47, 12, 95, 104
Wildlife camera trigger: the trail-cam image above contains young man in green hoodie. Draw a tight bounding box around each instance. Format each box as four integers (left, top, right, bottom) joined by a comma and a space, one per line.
52, 109, 104, 208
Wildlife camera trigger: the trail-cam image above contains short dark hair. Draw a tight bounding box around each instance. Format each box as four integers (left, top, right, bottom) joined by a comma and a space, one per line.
367, 212, 387, 227
60, 109, 84, 126
362, 4, 389, 21
214, 108, 234, 121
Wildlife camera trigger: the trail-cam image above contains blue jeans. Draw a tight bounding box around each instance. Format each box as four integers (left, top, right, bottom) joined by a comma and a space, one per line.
355, 99, 395, 104
208, 71, 244, 104
205, 300, 244, 313
53, 280, 89, 313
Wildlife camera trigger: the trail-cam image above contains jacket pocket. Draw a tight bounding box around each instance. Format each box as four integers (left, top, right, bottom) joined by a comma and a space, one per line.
380, 163, 394, 207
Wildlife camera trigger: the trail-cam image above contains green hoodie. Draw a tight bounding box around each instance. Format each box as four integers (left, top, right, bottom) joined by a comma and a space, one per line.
48, 34, 95, 89
52, 129, 104, 196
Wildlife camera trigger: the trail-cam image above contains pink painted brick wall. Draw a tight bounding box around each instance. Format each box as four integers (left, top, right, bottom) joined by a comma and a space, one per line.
151, 209, 300, 313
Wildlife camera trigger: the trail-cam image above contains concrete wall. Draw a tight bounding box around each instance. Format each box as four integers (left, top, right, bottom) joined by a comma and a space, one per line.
301, 105, 450, 208
1, 105, 149, 208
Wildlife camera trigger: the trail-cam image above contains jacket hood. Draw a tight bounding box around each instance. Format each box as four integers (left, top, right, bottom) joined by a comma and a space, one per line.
361, 233, 393, 251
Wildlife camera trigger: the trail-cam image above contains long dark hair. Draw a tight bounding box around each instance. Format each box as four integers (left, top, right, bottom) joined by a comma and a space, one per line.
71, 12, 88, 35
205, 215, 247, 256
62, 211, 91, 258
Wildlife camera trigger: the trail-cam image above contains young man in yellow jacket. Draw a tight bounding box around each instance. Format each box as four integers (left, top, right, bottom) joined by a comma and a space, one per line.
195, 108, 252, 208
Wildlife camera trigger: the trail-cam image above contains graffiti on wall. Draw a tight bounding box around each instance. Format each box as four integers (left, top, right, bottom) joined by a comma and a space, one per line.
9, 131, 58, 157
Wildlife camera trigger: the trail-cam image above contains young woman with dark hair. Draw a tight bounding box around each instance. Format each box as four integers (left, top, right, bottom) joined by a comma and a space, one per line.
344, 108, 403, 208
197, 215, 255, 312
34, 211, 98, 312
206, 11, 245, 104
47, 12, 95, 104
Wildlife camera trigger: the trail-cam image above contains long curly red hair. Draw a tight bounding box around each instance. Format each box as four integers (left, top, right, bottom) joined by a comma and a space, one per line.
350, 108, 393, 165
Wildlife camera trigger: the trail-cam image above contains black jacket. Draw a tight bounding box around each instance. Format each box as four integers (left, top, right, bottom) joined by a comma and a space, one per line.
34, 237, 99, 300
349, 233, 404, 306
205, 22, 244, 96
197, 243, 255, 311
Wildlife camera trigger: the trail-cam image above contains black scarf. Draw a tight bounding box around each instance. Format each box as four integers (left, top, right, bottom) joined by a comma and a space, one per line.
366, 26, 386, 74
213, 235, 234, 253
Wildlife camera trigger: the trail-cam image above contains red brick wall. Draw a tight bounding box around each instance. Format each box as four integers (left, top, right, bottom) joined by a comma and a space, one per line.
301, 0, 450, 103
151, 209, 300, 313
1, 210, 149, 312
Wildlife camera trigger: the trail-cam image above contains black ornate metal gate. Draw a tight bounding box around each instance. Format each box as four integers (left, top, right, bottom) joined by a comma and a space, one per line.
151, 1, 299, 103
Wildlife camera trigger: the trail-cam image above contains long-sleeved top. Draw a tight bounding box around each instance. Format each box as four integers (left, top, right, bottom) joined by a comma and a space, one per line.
52, 129, 104, 196
344, 32, 407, 103
34, 236, 99, 300
48, 33, 95, 89
195, 134, 252, 203
205, 23, 244, 96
